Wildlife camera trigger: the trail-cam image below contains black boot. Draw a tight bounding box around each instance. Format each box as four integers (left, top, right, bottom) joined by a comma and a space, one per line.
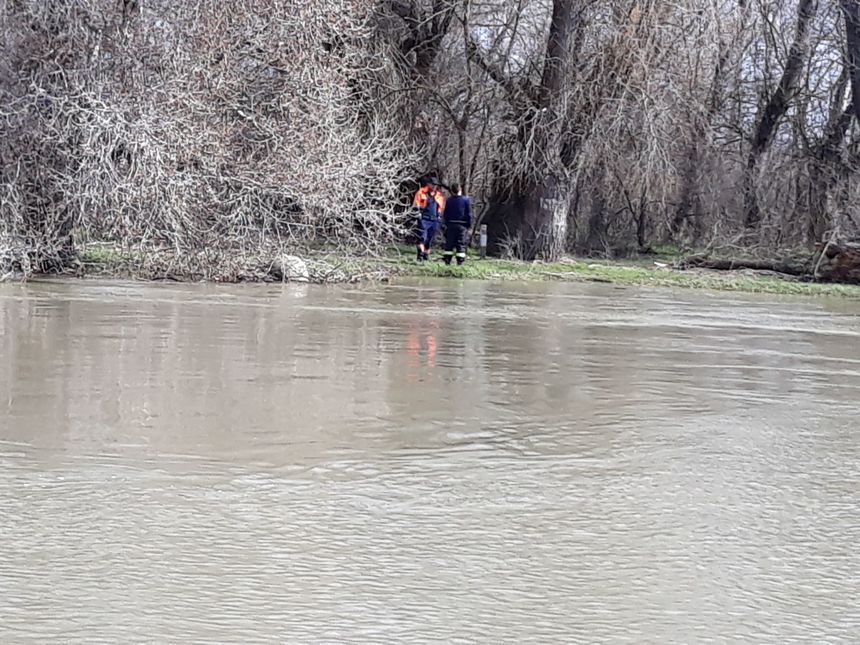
456, 256, 465, 266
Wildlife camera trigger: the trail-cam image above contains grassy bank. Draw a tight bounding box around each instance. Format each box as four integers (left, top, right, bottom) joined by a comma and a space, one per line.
75, 243, 860, 298
358, 246, 860, 297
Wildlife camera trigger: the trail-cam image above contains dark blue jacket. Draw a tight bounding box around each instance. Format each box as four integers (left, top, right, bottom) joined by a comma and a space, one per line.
443, 195, 472, 228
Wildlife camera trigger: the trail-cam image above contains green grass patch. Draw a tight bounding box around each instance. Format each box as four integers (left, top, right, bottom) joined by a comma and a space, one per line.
80, 244, 127, 265
359, 248, 860, 298
79, 244, 147, 278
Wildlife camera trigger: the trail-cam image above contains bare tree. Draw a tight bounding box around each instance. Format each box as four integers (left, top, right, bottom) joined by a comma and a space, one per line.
5, 0, 860, 275
743, 0, 819, 230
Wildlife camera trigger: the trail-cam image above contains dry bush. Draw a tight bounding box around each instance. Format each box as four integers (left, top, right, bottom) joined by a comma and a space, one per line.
0, 0, 414, 275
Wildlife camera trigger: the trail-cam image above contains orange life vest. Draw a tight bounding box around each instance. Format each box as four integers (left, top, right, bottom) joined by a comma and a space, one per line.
413, 187, 445, 214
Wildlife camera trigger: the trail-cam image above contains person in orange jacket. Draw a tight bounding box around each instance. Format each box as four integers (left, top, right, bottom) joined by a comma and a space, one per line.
412, 176, 446, 261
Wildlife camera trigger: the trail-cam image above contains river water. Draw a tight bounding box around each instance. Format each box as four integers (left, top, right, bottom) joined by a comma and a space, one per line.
1, 279, 859, 643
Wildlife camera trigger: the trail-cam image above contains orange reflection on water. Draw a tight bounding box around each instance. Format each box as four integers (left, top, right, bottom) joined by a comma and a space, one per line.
406, 318, 439, 377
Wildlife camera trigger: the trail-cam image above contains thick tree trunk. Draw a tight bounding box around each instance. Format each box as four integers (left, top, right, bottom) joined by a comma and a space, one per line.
519, 174, 569, 261
473, 1, 577, 261
514, 0, 576, 261
508, 1, 576, 261
538, 1, 576, 105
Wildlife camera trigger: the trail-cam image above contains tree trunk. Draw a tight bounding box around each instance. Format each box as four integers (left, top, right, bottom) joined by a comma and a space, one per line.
636, 198, 648, 252
744, 0, 818, 230
519, 174, 569, 261
805, 62, 852, 245
512, 0, 577, 261
414, 1, 456, 80
385, 1, 457, 161
582, 188, 607, 255
806, 116, 853, 245
807, 160, 829, 245
388, 0, 456, 81
842, 0, 860, 122
510, 0, 576, 261
672, 143, 701, 240
538, 1, 576, 105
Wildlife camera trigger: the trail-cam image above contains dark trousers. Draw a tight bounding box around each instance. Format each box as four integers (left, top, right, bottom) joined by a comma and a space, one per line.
443, 225, 468, 264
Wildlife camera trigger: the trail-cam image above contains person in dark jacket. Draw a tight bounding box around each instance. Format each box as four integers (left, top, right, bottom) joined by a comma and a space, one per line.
412, 176, 445, 261
442, 183, 472, 265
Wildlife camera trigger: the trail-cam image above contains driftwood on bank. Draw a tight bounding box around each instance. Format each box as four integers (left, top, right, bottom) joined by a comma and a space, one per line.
676, 241, 860, 285
675, 255, 812, 277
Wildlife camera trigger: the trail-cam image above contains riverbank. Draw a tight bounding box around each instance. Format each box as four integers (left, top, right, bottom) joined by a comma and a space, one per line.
337, 244, 860, 297
62, 242, 860, 298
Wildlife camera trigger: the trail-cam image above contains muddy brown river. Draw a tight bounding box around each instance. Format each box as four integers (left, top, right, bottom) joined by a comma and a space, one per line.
1, 279, 859, 643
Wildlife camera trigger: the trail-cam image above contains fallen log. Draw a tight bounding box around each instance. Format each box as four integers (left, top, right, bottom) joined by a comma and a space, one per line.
677, 242, 860, 285
540, 271, 612, 283
675, 254, 811, 277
